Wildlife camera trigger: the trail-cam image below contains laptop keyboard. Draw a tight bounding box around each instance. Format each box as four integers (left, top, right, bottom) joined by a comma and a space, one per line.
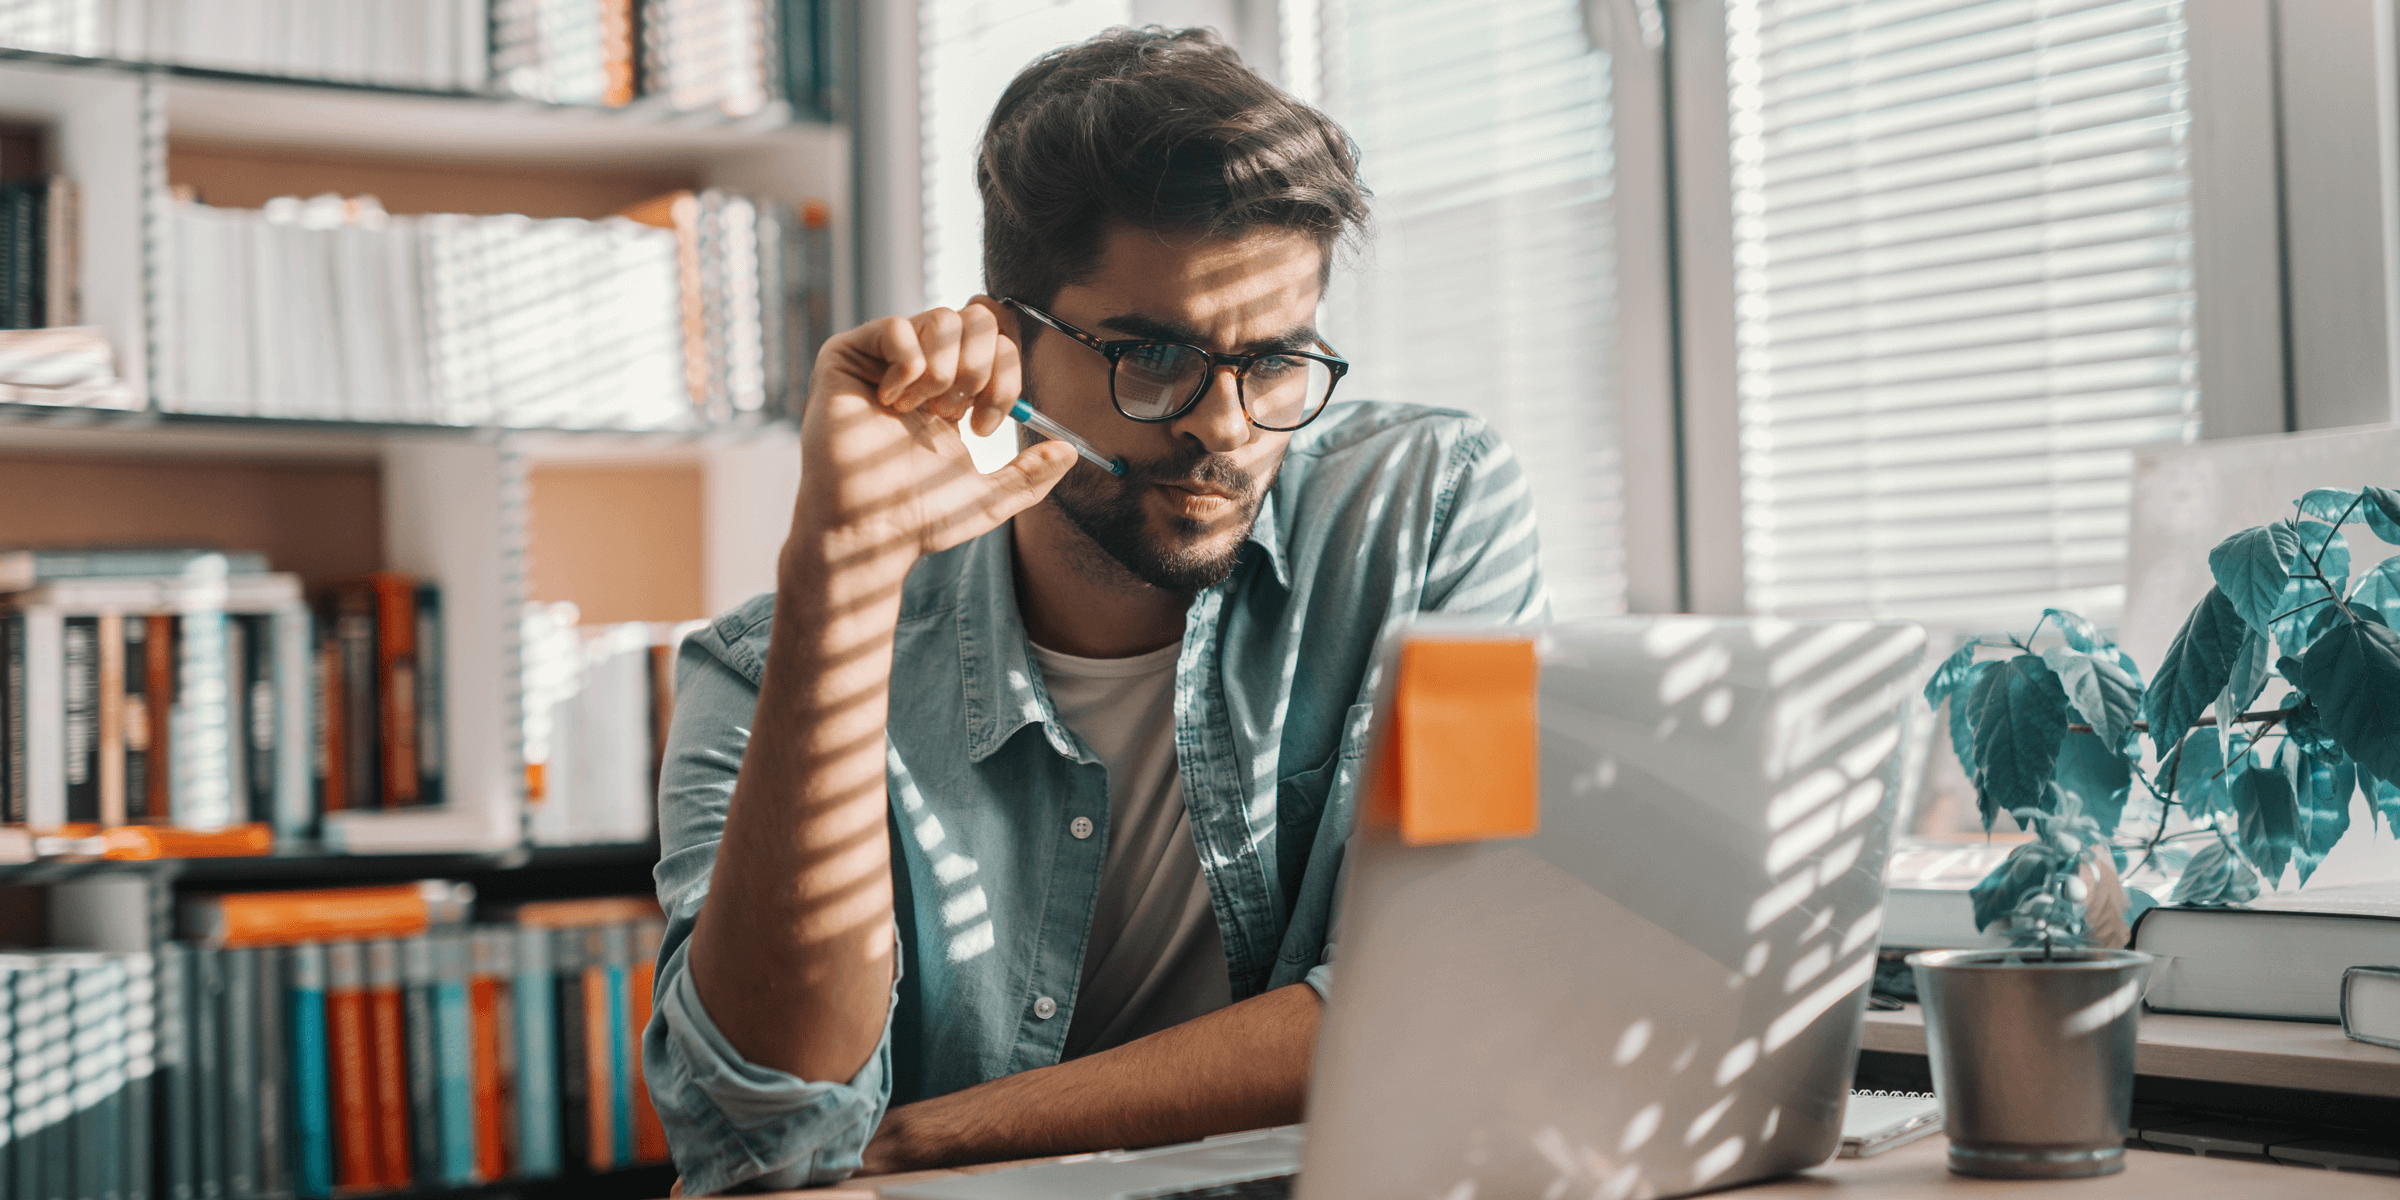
1135, 1173, 1298, 1200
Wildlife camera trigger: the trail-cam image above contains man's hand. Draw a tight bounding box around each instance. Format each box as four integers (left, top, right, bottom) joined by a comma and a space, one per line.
685, 301, 1076, 1089
796, 299, 1078, 571
859, 983, 1324, 1176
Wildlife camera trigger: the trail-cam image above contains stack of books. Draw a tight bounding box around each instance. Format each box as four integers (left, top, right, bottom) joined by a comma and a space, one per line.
0, 549, 455, 850
521, 605, 701, 847
0, 0, 818, 115
0, 325, 139, 411
0, 885, 672, 1200
0, 0, 494, 91
165, 188, 825, 429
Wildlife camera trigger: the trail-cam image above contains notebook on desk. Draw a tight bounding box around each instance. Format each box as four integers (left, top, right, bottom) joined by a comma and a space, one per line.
884, 617, 1928, 1200
1839, 1091, 1942, 1158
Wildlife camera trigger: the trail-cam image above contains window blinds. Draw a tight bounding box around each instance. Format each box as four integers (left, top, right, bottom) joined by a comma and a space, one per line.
1321, 0, 1627, 617
1725, 0, 2199, 626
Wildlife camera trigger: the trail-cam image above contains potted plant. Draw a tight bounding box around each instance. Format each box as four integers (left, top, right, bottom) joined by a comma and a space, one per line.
1911, 485, 2400, 1178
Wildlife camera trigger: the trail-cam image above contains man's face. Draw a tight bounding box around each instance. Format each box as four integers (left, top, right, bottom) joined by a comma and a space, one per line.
1016, 223, 1325, 596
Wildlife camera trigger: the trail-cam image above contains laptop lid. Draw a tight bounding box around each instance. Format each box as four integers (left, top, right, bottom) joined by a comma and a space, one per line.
1300, 617, 1925, 1200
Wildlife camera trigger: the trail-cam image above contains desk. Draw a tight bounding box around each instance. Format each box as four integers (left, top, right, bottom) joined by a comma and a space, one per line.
785, 1137, 2396, 1199
1863, 1004, 2400, 1097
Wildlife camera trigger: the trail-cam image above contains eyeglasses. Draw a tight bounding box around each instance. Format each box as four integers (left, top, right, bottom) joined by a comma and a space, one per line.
1001, 297, 1349, 432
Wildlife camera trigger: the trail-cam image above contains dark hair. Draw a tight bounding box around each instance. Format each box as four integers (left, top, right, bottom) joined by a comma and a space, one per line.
977, 26, 1370, 311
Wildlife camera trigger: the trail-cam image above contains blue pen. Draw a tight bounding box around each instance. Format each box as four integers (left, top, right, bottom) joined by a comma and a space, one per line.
1009, 398, 1125, 476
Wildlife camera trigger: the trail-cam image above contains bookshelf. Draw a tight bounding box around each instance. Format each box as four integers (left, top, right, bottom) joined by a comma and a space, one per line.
0, 18, 843, 864
0, 12, 843, 1196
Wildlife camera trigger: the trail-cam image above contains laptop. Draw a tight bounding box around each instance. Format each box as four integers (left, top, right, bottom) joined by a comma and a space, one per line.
884, 617, 1927, 1200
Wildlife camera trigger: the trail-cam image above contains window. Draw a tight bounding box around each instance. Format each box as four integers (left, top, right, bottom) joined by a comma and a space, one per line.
1319, 0, 1632, 617
1722, 0, 2200, 626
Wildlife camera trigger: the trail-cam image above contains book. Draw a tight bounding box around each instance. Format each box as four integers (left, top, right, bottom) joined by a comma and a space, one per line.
512, 926, 560, 1179
402, 938, 442, 1187
157, 943, 196, 1200
255, 946, 290, 1200
492, 896, 663, 928
324, 574, 420, 809
13, 958, 50, 1200
1877, 839, 2027, 951
236, 612, 277, 827
64, 614, 98, 823
0, 549, 270, 594
327, 587, 379, 815
628, 918, 666, 1163
144, 614, 174, 824
2342, 965, 2400, 1050
223, 946, 260, 1199
434, 934, 476, 1185
194, 947, 224, 1200
287, 943, 335, 1200
363, 940, 412, 1188
182, 881, 474, 947
325, 941, 378, 1191
2134, 880, 2400, 1020
468, 929, 510, 1182
553, 928, 589, 1173
2, 612, 19, 825
598, 923, 631, 1168
125, 951, 158, 1200
98, 610, 125, 826
413, 584, 443, 809
123, 614, 152, 823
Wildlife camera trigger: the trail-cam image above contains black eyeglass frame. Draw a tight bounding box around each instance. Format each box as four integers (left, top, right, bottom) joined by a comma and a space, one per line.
1000, 297, 1350, 432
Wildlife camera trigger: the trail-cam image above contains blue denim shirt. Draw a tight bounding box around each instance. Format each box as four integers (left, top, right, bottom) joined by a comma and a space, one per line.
644, 401, 1549, 1193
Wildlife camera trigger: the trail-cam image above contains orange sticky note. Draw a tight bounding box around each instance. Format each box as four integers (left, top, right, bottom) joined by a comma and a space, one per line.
1367, 637, 1540, 845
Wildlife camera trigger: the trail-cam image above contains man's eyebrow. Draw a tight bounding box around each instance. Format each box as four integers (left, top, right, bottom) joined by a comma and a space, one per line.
1096, 313, 1321, 354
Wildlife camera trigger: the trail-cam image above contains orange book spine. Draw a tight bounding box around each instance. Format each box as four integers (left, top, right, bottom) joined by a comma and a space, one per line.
629, 941, 666, 1163
351, 575, 420, 808
600, 0, 635, 106
366, 941, 414, 1188
327, 943, 379, 1192
582, 959, 612, 1171
469, 973, 507, 1181
199, 885, 430, 948
145, 614, 174, 822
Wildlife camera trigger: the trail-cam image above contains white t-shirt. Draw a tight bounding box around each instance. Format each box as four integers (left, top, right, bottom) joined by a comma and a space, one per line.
1031, 640, 1233, 1057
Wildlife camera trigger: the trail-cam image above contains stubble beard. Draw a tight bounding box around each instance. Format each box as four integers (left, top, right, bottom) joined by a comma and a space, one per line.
1042, 440, 1272, 597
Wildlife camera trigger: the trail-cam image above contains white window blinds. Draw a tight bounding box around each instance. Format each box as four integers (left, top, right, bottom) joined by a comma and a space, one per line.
1320, 0, 1628, 617
1725, 0, 2199, 627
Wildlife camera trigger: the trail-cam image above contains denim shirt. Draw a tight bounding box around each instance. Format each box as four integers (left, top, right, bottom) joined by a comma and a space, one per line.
645, 401, 1550, 1193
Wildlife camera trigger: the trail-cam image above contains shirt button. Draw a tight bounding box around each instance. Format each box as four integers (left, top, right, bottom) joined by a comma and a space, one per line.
1033, 995, 1058, 1019
1070, 816, 1094, 840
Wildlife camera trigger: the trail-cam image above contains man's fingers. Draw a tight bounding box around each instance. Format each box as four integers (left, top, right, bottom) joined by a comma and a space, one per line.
875, 316, 927, 401
970, 332, 1023, 438
975, 440, 1078, 525
890, 308, 964, 412
950, 305, 999, 409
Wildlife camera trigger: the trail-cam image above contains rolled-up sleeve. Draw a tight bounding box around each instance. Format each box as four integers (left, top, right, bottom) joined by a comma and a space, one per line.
642, 614, 900, 1194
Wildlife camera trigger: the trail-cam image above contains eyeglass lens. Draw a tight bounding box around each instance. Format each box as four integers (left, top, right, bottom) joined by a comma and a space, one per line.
1114, 344, 1335, 428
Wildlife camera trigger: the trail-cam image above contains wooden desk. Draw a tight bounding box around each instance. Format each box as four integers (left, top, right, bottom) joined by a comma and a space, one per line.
1863, 1004, 2400, 1097
780, 1136, 2396, 1199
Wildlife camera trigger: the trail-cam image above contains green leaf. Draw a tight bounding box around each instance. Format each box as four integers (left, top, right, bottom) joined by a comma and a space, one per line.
2296, 520, 2352, 588
2219, 629, 2272, 725
2171, 837, 2260, 907
2352, 558, 2400, 628
2044, 608, 2105, 654
2372, 769, 2400, 836
2299, 620, 2400, 785
2210, 522, 2302, 636
2167, 728, 2231, 818
1970, 654, 2073, 827
2042, 645, 2143, 753
2364, 486, 2400, 545
2229, 747, 2299, 887
2284, 695, 2342, 759
2290, 745, 2355, 886
2143, 588, 2246, 761
1970, 841, 2070, 933
1948, 658, 1998, 782
2299, 488, 2366, 523
2054, 730, 2133, 834
1924, 640, 1983, 710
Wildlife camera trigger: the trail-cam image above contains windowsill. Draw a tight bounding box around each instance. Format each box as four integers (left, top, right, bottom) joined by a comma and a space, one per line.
1865, 1003, 2400, 1098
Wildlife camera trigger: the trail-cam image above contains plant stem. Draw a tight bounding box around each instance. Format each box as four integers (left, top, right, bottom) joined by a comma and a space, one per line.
2066, 707, 2294, 735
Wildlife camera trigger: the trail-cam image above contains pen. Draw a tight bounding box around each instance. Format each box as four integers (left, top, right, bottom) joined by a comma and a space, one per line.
1009, 399, 1125, 476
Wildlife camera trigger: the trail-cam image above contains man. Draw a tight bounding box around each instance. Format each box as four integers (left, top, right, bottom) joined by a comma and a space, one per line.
647, 27, 1547, 1192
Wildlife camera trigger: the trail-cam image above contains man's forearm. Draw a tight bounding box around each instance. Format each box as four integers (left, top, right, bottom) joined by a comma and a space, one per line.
684, 535, 912, 1085
864, 983, 1324, 1174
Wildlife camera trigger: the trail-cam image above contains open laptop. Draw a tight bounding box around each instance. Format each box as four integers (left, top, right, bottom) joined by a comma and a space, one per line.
884, 617, 1927, 1200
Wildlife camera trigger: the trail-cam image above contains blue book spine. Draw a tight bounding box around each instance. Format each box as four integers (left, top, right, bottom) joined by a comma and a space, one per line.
509, 929, 558, 1179
602, 925, 632, 1169
432, 938, 474, 1187
286, 946, 332, 1200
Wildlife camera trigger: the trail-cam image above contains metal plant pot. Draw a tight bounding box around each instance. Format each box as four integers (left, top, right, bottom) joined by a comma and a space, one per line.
1907, 948, 2156, 1179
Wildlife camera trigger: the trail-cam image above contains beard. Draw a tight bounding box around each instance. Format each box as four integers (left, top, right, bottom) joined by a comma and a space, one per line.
1041, 437, 1271, 596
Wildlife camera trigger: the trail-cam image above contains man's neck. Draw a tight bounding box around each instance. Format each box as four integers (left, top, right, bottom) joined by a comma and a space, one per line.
1011, 505, 1191, 659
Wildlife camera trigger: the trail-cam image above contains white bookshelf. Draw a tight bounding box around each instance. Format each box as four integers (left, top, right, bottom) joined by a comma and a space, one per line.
0, 48, 842, 856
